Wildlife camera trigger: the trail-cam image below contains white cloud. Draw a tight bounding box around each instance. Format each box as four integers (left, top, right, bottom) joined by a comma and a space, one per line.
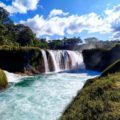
104, 4, 120, 38
49, 9, 69, 18
66, 13, 107, 34
0, 0, 40, 14
20, 4, 120, 39
20, 14, 67, 36
20, 11, 107, 37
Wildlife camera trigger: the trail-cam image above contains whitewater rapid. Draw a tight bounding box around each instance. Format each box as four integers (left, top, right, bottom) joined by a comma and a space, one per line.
4, 71, 26, 83
0, 69, 99, 120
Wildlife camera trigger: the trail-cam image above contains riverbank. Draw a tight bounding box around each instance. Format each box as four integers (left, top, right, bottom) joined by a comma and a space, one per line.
60, 61, 120, 120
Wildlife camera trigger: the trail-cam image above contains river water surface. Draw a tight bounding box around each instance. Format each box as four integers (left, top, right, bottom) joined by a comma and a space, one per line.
0, 69, 99, 120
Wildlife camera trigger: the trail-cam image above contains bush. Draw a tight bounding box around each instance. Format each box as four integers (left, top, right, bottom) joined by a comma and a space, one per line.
0, 69, 8, 89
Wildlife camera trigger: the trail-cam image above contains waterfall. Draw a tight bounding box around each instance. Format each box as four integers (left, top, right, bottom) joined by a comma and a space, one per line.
3, 50, 85, 82
47, 50, 85, 72
67, 51, 85, 69
4, 50, 85, 78
48, 50, 60, 72
63, 51, 70, 70
41, 50, 50, 73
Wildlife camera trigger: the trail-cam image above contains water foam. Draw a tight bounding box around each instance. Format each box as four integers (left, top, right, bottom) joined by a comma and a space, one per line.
4, 71, 25, 83
0, 70, 99, 120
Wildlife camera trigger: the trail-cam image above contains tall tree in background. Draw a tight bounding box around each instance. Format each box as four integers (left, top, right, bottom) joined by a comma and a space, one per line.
16, 24, 36, 46
0, 7, 13, 25
0, 7, 37, 46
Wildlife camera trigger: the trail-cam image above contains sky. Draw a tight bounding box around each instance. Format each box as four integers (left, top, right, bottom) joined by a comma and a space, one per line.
0, 0, 120, 41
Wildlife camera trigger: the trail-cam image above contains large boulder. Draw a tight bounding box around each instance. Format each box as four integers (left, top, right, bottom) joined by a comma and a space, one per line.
0, 69, 8, 89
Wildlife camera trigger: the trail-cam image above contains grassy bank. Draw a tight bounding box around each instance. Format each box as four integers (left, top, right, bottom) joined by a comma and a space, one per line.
60, 60, 120, 120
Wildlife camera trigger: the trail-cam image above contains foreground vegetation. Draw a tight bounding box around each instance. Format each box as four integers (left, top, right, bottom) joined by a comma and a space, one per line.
0, 69, 7, 89
60, 60, 120, 120
0, 7, 49, 48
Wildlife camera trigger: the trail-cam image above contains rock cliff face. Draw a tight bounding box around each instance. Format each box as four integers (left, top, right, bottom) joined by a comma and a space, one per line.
82, 45, 120, 72
0, 48, 45, 75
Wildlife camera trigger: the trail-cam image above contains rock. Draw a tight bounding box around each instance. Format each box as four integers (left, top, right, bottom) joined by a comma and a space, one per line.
101, 59, 120, 77
82, 45, 120, 72
0, 69, 8, 89
0, 47, 44, 74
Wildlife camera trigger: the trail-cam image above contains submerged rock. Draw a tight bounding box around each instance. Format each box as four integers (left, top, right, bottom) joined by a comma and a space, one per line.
0, 69, 8, 89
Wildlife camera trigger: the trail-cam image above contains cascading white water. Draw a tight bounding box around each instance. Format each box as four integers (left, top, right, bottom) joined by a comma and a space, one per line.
63, 51, 70, 70
4, 71, 23, 83
48, 50, 60, 72
67, 51, 85, 69
41, 50, 50, 73
48, 50, 85, 72
1, 70, 99, 120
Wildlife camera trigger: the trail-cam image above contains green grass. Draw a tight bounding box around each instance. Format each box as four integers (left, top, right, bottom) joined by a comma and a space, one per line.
60, 59, 120, 120
60, 72, 120, 120
0, 69, 8, 89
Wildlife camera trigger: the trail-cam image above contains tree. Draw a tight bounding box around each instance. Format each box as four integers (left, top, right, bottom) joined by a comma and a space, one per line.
0, 23, 11, 45
48, 40, 61, 49
16, 24, 36, 46
0, 7, 13, 25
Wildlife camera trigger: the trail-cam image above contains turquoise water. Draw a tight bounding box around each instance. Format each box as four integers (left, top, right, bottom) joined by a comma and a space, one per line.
0, 70, 99, 120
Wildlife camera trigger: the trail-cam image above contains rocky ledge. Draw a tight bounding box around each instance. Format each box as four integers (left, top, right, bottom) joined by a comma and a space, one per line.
82, 45, 120, 72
